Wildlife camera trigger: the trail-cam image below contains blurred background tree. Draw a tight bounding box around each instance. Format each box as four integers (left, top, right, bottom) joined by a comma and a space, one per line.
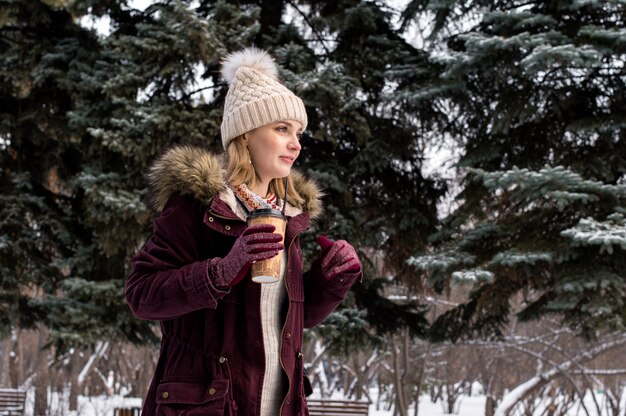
1, 0, 625, 378
0, 0, 442, 354
403, 0, 626, 340
3, 0, 626, 414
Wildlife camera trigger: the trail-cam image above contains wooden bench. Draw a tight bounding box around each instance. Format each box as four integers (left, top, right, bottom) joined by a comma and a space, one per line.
307, 399, 369, 416
113, 408, 141, 416
0, 389, 27, 416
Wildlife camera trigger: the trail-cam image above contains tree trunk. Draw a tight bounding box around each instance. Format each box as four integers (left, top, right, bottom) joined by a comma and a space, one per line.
475, 346, 502, 416
485, 396, 496, 416
352, 355, 363, 400
9, 329, 21, 387
32, 327, 50, 416
67, 352, 79, 411
255, 0, 284, 46
69, 380, 78, 411
0, 338, 8, 385
33, 375, 49, 416
391, 334, 408, 416
413, 342, 432, 416
139, 345, 156, 399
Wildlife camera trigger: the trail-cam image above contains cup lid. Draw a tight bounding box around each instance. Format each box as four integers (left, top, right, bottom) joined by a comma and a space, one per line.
248, 208, 286, 219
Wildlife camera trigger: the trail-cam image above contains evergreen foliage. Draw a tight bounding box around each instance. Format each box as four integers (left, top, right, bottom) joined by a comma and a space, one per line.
1, 0, 441, 351
405, 0, 626, 340
312, 307, 384, 357
0, 0, 228, 350
4, 0, 624, 352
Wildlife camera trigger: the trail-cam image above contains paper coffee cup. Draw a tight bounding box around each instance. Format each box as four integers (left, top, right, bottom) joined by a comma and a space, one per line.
247, 208, 287, 283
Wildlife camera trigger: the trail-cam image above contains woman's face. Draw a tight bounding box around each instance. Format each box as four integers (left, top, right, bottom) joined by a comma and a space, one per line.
244, 119, 303, 183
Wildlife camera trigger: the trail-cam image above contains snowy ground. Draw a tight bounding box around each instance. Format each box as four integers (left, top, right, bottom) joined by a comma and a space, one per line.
27, 388, 625, 416
24, 390, 142, 416
382, 393, 626, 416
312, 387, 625, 416
367, 395, 487, 416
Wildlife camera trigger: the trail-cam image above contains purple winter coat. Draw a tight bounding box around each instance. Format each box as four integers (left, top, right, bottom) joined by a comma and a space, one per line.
125, 146, 361, 416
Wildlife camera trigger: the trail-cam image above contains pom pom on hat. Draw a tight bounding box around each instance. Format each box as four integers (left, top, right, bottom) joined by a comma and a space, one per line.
220, 47, 278, 85
220, 47, 308, 150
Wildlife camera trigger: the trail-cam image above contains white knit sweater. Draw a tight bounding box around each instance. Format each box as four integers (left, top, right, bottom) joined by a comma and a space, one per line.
259, 252, 287, 416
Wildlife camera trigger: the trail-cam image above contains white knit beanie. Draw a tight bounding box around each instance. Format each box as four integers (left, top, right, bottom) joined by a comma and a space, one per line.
220, 47, 308, 150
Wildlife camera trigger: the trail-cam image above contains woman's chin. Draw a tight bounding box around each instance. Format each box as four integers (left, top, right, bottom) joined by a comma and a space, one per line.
276, 168, 292, 178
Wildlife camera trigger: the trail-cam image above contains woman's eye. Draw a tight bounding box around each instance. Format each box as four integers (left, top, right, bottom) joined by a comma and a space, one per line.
277, 126, 288, 133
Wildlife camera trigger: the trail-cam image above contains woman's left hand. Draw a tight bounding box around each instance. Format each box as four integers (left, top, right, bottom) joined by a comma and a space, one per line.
315, 235, 361, 281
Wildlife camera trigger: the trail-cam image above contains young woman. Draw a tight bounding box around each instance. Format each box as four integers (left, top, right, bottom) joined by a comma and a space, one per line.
126, 47, 362, 416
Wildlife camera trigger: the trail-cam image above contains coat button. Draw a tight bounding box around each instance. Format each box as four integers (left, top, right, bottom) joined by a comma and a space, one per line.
208, 216, 214, 222
286, 332, 291, 339
162, 392, 169, 399
219, 356, 227, 363
209, 388, 216, 395
225, 225, 231, 230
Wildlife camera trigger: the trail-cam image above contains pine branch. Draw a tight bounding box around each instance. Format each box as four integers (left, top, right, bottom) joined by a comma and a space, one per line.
181, 84, 218, 101
284, 0, 331, 57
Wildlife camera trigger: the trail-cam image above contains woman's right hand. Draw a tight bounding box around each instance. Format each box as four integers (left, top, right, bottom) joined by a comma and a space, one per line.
212, 223, 284, 288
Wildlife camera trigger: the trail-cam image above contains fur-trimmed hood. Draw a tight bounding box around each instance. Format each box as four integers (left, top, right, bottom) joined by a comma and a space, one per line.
147, 145, 324, 220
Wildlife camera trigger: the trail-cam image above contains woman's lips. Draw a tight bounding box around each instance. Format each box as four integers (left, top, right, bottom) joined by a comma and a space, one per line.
279, 156, 294, 164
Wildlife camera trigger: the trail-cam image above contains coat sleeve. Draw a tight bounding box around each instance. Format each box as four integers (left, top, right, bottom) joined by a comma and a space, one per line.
125, 193, 229, 320
302, 253, 362, 328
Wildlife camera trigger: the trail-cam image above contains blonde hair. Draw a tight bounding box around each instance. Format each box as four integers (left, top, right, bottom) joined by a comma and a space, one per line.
222, 135, 305, 209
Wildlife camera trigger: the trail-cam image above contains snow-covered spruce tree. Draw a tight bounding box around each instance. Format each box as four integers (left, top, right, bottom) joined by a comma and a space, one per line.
2, 0, 447, 354
0, 0, 239, 351
283, 0, 445, 341
404, 1, 626, 340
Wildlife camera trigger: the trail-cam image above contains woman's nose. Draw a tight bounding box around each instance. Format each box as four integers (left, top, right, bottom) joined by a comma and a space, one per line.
289, 135, 302, 151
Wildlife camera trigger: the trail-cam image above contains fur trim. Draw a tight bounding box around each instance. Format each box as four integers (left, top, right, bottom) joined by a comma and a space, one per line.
221, 47, 279, 85
289, 170, 324, 220
148, 146, 226, 212
148, 146, 324, 220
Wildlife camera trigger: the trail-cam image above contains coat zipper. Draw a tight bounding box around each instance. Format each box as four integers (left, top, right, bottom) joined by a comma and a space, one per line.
278, 229, 304, 416
219, 356, 238, 413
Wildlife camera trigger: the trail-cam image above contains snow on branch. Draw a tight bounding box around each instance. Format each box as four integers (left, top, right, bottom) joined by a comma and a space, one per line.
571, 369, 626, 375
493, 334, 626, 416
561, 213, 626, 253
77, 341, 110, 385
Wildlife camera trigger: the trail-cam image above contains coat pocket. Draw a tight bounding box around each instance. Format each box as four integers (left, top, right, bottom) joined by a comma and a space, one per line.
156, 379, 228, 416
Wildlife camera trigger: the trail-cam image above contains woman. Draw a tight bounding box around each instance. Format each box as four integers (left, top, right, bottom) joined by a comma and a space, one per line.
125, 47, 362, 416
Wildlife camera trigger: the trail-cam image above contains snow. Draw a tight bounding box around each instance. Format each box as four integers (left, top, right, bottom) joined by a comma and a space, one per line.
28, 386, 626, 416
561, 215, 626, 253
77, 342, 109, 385
366, 394, 486, 416
493, 375, 546, 416
305, 385, 626, 416
369, 391, 626, 416
452, 269, 494, 282
74, 395, 142, 416
27, 391, 142, 416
